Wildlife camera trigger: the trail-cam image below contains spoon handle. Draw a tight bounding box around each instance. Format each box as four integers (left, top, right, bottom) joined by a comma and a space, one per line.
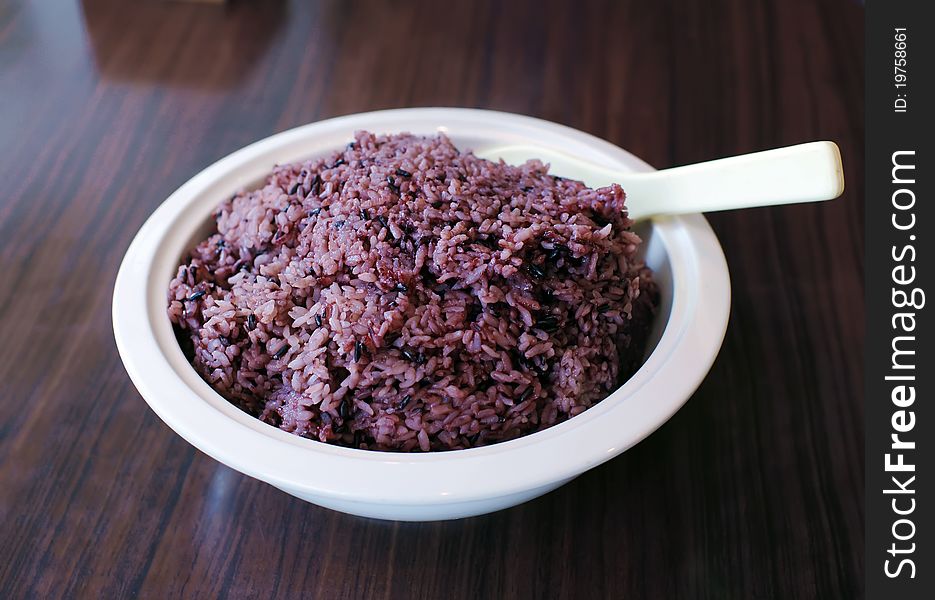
480, 141, 845, 221
623, 141, 844, 220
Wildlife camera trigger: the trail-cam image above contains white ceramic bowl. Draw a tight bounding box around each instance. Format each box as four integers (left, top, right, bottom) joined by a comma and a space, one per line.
113, 108, 730, 521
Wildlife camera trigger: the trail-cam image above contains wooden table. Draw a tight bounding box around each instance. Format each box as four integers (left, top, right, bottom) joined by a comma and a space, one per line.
0, 0, 864, 597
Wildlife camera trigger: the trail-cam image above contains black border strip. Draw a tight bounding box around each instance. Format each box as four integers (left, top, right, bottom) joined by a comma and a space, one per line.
866, 1, 932, 597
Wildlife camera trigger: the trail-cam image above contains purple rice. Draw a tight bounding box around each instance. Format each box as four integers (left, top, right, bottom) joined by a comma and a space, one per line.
167, 131, 657, 452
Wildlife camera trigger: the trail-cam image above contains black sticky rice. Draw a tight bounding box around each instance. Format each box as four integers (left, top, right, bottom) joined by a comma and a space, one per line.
168, 131, 658, 451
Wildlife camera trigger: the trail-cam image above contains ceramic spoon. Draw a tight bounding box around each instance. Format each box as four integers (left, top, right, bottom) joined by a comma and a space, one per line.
477, 141, 844, 221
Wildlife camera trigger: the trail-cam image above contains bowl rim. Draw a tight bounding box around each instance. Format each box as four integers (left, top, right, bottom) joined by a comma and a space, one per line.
113, 107, 730, 505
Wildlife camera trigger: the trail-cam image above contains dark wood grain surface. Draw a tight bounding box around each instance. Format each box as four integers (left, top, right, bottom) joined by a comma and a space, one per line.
0, 0, 864, 597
